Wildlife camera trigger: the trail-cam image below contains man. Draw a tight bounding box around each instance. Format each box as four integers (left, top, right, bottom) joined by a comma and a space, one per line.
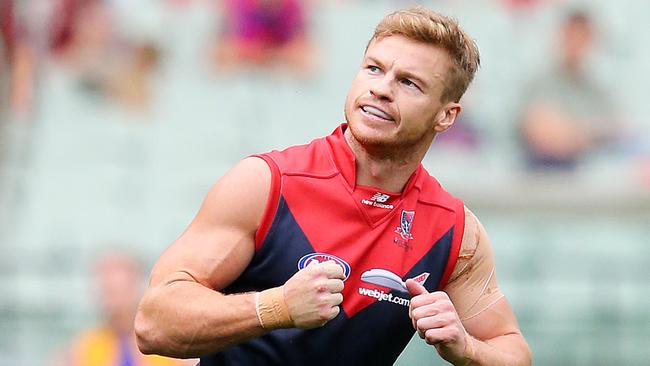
518, 9, 617, 170
135, 7, 531, 366
52, 252, 193, 366
211, 0, 314, 74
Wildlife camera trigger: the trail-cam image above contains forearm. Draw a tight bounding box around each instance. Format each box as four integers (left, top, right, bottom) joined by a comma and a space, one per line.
135, 272, 266, 358
463, 333, 531, 366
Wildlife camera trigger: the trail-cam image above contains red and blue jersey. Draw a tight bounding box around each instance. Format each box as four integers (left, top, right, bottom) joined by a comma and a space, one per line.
201, 124, 465, 366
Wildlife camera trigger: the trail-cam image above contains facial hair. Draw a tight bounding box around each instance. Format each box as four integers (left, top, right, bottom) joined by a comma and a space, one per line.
343, 103, 438, 162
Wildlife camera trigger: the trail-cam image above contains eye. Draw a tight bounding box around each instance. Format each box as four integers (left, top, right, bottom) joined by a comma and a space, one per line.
400, 78, 419, 90
367, 65, 381, 74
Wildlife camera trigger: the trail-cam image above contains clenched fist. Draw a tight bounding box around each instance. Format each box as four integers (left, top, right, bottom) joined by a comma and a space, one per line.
283, 260, 346, 329
406, 279, 474, 365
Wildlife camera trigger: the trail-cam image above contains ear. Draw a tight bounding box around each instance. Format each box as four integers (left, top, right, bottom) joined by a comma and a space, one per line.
433, 103, 461, 133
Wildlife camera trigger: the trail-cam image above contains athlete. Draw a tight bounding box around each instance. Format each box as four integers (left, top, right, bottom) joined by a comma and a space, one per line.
135, 7, 531, 366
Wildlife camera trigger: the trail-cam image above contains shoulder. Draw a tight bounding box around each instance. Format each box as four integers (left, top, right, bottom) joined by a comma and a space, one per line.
457, 206, 490, 268
462, 206, 481, 245
208, 157, 271, 203
258, 136, 334, 176
417, 167, 464, 212
446, 207, 481, 284
197, 157, 272, 228
228, 156, 271, 183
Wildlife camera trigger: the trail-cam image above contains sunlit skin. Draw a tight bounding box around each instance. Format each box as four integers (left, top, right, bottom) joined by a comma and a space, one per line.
344, 35, 460, 157
343, 35, 461, 191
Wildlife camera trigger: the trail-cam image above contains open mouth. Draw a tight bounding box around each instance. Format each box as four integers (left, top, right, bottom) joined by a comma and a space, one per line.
360, 105, 395, 121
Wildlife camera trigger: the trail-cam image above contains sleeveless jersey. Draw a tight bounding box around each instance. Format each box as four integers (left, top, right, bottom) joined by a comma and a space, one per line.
201, 124, 465, 366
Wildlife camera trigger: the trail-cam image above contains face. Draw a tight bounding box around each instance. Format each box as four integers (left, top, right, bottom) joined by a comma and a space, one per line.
95, 255, 142, 329
344, 35, 459, 155
562, 19, 593, 66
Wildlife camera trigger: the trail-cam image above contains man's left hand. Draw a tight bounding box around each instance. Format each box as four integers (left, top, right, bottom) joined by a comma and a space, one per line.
406, 279, 474, 365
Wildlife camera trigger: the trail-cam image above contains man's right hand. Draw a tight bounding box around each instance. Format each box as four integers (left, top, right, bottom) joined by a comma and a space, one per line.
283, 260, 346, 329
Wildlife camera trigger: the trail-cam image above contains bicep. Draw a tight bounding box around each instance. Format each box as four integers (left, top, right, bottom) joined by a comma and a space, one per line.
149, 157, 272, 291
461, 297, 522, 341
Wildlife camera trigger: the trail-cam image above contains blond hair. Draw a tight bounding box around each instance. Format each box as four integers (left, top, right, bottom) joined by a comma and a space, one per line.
369, 7, 480, 103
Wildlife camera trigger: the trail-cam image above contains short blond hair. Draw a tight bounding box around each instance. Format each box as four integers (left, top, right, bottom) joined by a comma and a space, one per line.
369, 7, 480, 103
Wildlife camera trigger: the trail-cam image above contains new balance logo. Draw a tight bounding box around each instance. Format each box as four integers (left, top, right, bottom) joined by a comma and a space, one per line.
371, 192, 390, 203
361, 192, 393, 209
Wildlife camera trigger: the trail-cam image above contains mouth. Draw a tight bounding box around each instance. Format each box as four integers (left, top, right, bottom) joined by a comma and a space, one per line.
360, 105, 395, 122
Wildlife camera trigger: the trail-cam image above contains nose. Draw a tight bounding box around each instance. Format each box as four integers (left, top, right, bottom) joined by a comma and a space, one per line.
369, 75, 394, 101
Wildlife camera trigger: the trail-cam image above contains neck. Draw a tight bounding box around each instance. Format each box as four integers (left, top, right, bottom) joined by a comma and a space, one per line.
344, 129, 431, 192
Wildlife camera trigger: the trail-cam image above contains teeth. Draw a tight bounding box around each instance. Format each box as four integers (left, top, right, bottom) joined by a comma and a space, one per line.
362, 106, 393, 120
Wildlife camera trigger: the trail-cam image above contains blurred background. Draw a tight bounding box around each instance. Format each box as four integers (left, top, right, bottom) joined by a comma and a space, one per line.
1, 0, 649, 365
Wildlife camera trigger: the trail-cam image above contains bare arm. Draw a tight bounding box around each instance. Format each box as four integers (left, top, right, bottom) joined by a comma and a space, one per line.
457, 208, 530, 366
407, 207, 531, 366
135, 157, 345, 358
135, 157, 270, 357
461, 298, 530, 366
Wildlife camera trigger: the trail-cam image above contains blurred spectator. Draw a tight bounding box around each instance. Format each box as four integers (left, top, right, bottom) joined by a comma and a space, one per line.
1, 0, 36, 118
49, 0, 82, 56
51, 252, 193, 366
502, 0, 547, 10
517, 9, 618, 170
431, 113, 481, 152
107, 42, 161, 111
48, 0, 161, 111
210, 0, 315, 75
49, 0, 117, 86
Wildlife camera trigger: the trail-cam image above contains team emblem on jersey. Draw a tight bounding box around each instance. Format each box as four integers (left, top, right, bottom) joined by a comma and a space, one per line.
394, 210, 415, 240
298, 252, 351, 280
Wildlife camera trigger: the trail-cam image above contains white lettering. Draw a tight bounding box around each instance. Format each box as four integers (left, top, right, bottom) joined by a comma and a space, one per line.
358, 287, 410, 307
361, 200, 394, 210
